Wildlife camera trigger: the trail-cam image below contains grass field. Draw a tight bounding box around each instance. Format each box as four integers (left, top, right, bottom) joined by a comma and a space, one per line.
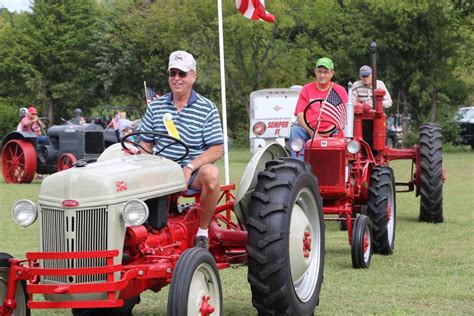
1, 149, 473, 315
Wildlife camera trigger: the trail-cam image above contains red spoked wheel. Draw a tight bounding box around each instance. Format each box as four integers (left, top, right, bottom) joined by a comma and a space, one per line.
1, 139, 37, 184
56, 153, 77, 172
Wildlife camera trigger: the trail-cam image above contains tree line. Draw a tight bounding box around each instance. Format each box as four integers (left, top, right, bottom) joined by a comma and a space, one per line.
0, 0, 472, 145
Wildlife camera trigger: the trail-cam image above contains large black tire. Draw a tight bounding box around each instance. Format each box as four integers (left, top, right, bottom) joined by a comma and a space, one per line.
418, 123, 444, 223
247, 158, 325, 316
351, 215, 373, 269
0, 253, 30, 316
168, 247, 222, 316
367, 167, 396, 255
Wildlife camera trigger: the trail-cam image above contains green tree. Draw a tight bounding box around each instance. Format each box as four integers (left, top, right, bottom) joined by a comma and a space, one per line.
366, 0, 472, 137
0, 1, 105, 123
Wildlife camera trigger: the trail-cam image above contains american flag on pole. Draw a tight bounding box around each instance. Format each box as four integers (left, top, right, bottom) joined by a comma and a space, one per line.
145, 86, 159, 106
321, 87, 346, 130
236, 0, 275, 23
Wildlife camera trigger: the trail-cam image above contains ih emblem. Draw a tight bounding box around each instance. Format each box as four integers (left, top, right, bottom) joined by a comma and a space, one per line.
116, 180, 128, 192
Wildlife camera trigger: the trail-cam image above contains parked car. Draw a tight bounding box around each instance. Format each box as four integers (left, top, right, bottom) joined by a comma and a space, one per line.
455, 106, 474, 149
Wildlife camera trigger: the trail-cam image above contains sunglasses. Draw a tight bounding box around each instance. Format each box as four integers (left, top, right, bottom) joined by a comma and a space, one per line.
168, 70, 192, 78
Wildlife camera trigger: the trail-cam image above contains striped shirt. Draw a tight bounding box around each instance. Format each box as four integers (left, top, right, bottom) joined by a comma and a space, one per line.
140, 90, 224, 166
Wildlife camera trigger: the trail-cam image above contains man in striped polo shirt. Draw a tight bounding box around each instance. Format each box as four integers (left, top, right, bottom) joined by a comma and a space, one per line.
139, 50, 224, 250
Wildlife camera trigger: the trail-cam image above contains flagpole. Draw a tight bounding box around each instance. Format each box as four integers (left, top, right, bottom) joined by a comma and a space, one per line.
143, 81, 149, 107
217, 0, 230, 185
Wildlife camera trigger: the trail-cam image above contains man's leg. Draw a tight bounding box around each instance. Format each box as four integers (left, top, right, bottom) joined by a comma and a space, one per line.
289, 125, 309, 160
189, 164, 220, 248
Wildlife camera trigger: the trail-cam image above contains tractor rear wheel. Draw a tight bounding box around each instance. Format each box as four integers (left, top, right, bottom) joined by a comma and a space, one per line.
168, 247, 222, 316
351, 215, 373, 269
367, 167, 396, 255
1, 139, 37, 183
0, 253, 30, 316
418, 123, 444, 223
247, 158, 324, 315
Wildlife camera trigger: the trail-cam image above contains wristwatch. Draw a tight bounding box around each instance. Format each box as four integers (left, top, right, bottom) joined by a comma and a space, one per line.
185, 163, 195, 172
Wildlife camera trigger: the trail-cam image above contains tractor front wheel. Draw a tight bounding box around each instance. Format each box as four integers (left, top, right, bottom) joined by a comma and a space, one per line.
56, 153, 77, 172
168, 247, 222, 316
418, 123, 444, 223
0, 253, 30, 316
1, 139, 37, 183
247, 158, 324, 315
367, 167, 396, 255
351, 215, 373, 269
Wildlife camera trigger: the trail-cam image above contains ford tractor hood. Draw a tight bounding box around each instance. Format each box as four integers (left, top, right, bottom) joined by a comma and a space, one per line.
39, 155, 185, 207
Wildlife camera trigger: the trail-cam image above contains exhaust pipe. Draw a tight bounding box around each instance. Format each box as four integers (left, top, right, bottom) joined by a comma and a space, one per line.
370, 41, 377, 107
345, 81, 354, 138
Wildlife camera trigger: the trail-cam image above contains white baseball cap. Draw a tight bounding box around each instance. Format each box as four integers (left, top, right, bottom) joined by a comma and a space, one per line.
168, 50, 196, 72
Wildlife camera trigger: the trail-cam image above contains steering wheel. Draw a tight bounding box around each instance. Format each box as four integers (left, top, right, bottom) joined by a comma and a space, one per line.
303, 98, 339, 134
303, 98, 325, 132
38, 117, 49, 135
121, 131, 190, 163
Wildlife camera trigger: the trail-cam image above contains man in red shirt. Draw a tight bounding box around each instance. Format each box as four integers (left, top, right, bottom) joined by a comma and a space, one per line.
20, 106, 44, 136
289, 57, 348, 159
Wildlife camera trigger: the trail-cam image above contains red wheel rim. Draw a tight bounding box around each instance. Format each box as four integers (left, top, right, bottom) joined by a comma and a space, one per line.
363, 229, 370, 254
200, 295, 215, 316
1, 139, 37, 184
56, 153, 77, 171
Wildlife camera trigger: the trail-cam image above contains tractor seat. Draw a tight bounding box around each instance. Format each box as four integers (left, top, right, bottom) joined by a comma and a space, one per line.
175, 189, 201, 214
181, 189, 201, 198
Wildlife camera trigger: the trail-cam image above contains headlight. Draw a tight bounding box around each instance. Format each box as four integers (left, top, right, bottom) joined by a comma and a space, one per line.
12, 200, 38, 227
122, 200, 149, 226
347, 140, 360, 154
290, 138, 304, 153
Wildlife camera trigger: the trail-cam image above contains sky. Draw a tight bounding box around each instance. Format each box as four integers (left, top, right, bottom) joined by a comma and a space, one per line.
0, 0, 32, 12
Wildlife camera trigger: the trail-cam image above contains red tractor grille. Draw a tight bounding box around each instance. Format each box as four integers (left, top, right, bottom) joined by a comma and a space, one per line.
308, 148, 346, 199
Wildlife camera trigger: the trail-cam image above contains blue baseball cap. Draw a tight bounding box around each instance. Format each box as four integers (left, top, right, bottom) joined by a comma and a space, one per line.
359, 65, 372, 77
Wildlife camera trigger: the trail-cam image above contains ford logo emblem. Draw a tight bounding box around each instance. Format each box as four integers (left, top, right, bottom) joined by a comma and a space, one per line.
62, 200, 80, 207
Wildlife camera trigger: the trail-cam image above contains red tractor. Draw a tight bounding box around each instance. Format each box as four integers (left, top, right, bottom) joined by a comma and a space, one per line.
281, 43, 444, 268
0, 132, 325, 315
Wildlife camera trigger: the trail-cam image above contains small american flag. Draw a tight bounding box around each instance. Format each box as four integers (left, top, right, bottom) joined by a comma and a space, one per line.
146, 86, 159, 106
236, 0, 275, 23
321, 88, 346, 129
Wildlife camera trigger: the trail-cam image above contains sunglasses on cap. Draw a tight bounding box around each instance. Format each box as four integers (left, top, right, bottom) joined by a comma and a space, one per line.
168, 69, 193, 78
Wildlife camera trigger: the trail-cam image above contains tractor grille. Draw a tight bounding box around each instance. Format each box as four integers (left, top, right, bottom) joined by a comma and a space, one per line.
85, 132, 105, 154
41, 207, 108, 283
309, 150, 345, 187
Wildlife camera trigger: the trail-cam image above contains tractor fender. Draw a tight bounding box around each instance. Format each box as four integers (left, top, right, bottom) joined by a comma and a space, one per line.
1, 131, 37, 148
234, 142, 288, 227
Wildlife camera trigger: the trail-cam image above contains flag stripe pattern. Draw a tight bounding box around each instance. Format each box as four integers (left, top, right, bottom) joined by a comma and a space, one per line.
236, 0, 275, 23
146, 87, 159, 106
321, 88, 346, 129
